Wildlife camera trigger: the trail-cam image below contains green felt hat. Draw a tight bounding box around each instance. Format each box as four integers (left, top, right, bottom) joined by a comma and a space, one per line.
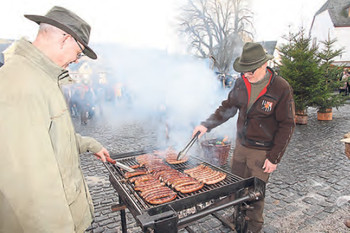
233, 42, 273, 72
25, 6, 97, 59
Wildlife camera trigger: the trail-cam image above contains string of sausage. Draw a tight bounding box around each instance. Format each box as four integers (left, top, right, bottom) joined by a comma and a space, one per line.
125, 154, 227, 205
184, 165, 226, 184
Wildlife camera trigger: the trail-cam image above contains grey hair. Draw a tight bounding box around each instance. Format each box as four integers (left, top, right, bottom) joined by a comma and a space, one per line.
38, 23, 65, 35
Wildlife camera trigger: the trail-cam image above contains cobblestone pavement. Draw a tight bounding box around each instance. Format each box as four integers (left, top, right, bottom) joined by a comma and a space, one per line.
77, 105, 350, 233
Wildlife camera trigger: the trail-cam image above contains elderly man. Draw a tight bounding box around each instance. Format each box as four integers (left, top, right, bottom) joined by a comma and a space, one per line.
0, 6, 111, 233
193, 42, 295, 232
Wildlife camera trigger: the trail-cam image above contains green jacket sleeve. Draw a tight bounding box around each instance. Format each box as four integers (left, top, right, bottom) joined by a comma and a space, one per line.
75, 134, 103, 154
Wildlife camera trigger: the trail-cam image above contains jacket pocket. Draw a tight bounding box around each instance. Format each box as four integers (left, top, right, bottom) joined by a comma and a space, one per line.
254, 97, 277, 116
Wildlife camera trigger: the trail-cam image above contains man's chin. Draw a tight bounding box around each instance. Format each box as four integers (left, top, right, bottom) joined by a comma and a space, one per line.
63, 61, 75, 69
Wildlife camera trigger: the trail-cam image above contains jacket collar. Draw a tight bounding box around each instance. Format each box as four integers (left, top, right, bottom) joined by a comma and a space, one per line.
241, 67, 275, 101
11, 38, 69, 83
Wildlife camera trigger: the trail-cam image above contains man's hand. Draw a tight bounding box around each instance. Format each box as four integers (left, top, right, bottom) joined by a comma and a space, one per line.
94, 147, 110, 162
262, 159, 277, 173
193, 125, 208, 138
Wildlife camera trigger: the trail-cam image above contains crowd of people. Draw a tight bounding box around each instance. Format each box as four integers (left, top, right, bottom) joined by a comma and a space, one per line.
62, 80, 96, 124
61, 77, 130, 125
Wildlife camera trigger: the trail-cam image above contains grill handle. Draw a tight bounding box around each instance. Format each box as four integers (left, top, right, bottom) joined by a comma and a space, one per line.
177, 131, 200, 160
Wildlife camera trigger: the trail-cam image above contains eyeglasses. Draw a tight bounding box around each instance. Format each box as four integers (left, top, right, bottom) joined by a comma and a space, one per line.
63, 33, 85, 59
244, 67, 258, 75
73, 38, 85, 59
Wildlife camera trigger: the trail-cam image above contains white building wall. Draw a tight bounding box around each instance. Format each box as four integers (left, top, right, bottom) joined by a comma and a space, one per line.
310, 10, 350, 64
310, 11, 334, 41
334, 27, 350, 62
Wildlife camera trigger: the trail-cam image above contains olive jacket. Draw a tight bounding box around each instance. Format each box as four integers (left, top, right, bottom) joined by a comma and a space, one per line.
0, 38, 102, 233
202, 68, 295, 164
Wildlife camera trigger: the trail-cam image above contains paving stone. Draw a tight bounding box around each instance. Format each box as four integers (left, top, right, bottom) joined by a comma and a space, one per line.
316, 188, 334, 197
318, 201, 333, 208
302, 206, 323, 216
263, 225, 279, 233
269, 187, 280, 193
95, 215, 110, 222
324, 206, 337, 213
284, 205, 299, 213
314, 211, 329, 220
93, 227, 106, 233
302, 197, 319, 205
273, 209, 286, 217
303, 216, 320, 225
276, 200, 288, 208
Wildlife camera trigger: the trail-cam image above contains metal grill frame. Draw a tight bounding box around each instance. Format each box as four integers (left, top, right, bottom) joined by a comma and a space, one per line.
107, 150, 266, 233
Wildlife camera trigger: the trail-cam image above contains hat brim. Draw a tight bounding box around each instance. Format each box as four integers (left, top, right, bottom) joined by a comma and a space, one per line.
233, 54, 273, 73
24, 14, 97, 59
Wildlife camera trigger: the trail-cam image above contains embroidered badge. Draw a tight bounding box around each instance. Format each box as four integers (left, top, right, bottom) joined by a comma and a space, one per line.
262, 100, 273, 112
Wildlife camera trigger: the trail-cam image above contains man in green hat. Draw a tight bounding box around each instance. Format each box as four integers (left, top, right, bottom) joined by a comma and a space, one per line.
193, 42, 295, 232
0, 6, 112, 233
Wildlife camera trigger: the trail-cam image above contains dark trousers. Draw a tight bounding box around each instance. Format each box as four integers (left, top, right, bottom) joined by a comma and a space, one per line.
230, 142, 270, 233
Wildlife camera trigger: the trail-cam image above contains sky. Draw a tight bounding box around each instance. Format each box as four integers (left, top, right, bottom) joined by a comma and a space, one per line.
251, 0, 327, 42
1, 0, 328, 52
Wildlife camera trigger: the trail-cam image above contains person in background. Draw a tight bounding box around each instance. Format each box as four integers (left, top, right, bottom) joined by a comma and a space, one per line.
193, 42, 296, 233
339, 69, 349, 95
0, 53, 4, 67
344, 69, 350, 95
0, 6, 113, 233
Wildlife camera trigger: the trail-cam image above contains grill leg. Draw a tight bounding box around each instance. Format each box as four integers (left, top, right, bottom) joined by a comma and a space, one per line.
234, 189, 249, 233
119, 197, 127, 233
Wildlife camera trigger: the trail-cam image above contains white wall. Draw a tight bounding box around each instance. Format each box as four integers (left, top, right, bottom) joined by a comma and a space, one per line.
310, 10, 350, 63
334, 27, 350, 62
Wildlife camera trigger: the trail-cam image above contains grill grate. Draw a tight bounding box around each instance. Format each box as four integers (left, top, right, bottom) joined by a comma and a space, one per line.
109, 152, 244, 211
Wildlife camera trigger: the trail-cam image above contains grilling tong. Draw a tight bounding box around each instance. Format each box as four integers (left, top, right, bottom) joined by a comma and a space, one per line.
177, 131, 201, 160
104, 156, 135, 172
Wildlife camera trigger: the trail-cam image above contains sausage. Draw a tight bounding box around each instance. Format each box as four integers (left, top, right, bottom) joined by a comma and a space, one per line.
140, 186, 170, 197
134, 180, 162, 190
204, 174, 226, 185
184, 164, 205, 174
177, 183, 204, 193
143, 189, 175, 200
129, 174, 154, 183
130, 164, 141, 169
124, 169, 147, 178
146, 193, 177, 205
185, 165, 227, 185
140, 185, 168, 195
174, 180, 198, 188
134, 176, 157, 185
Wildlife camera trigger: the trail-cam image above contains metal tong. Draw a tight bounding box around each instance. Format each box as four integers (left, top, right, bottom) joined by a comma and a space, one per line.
104, 156, 135, 172
177, 131, 201, 160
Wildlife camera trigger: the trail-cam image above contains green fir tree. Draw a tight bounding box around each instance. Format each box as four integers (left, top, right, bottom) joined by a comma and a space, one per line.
277, 28, 323, 113
314, 34, 346, 112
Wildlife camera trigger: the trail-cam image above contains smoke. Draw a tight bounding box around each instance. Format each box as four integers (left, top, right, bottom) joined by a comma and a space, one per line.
83, 43, 237, 149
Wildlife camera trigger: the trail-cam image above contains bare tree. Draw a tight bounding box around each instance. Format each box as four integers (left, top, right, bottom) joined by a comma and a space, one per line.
178, 0, 253, 74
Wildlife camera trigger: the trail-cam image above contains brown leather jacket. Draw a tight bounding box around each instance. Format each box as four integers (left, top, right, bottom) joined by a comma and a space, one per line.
202, 67, 295, 164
